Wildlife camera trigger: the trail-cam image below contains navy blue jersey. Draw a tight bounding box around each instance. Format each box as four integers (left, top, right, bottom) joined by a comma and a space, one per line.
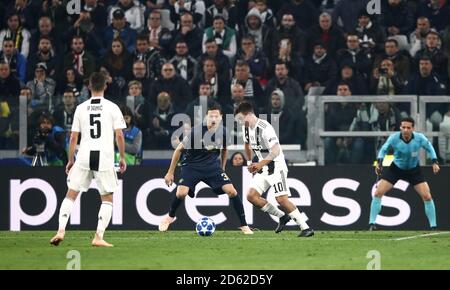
180, 125, 228, 169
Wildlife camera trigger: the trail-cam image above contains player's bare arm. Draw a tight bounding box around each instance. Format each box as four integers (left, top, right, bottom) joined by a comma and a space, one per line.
432, 163, 440, 175
220, 148, 228, 171
248, 143, 281, 174
115, 128, 127, 173
165, 142, 184, 187
65, 131, 79, 174
244, 142, 253, 171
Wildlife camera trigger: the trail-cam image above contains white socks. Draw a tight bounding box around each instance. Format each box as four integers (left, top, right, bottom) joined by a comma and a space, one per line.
58, 198, 75, 231
288, 208, 309, 230
96, 202, 113, 239
261, 202, 285, 218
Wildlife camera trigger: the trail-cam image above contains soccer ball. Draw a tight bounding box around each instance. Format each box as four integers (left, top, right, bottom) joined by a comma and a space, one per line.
196, 217, 216, 236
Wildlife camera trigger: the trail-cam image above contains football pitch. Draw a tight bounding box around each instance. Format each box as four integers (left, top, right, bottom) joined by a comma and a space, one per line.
1, 230, 450, 270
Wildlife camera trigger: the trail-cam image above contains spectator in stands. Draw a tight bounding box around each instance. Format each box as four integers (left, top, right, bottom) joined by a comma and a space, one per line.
22, 112, 67, 166
373, 39, 411, 85
266, 89, 299, 144
149, 62, 193, 111
250, 0, 275, 28
203, 14, 237, 61
6, 0, 38, 29
265, 61, 304, 111
63, 36, 96, 81
168, 0, 206, 28
40, 0, 71, 36
101, 38, 133, 97
336, 33, 373, 80
0, 12, 31, 58
26, 62, 56, 113
82, 0, 108, 29
235, 35, 268, 80
127, 80, 146, 129
303, 41, 337, 93
332, 0, 370, 33
197, 39, 231, 82
27, 36, 58, 82
99, 66, 127, 104
415, 31, 448, 79
131, 60, 152, 98
205, 0, 238, 29
118, 105, 143, 165
67, 10, 104, 58
172, 12, 204, 58
149, 91, 177, 149
277, 0, 318, 30
404, 56, 447, 120
191, 57, 230, 106
229, 152, 246, 167
29, 16, 62, 57
0, 95, 13, 149
104, 8, 137, 54
324, 83, 364, 164
0, 37, 26, 83
170, 40, 198, 85
56, 68, 89, 103
443, 23, 450, 77
108, 0, 145, 32
370, 59, 404, 95
224, 83, 247, 115
142, 10, 173, 56
272, 38, 304, 84
231, 60, 264, 108
240, 7, 271, 52
416, 0, 450, 32
269, 13, 306, 61
324, 63, 369, 95
305, 12, 345, 59
132, 34, 165, 81
53, 89, 77, 132
354, 10, 386, 54
410, 17, 431, 58
380, 0, 414, 37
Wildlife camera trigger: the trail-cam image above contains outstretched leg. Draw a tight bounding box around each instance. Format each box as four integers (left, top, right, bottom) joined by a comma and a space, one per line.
50, 189, 79, 246
222, 184, 253, 234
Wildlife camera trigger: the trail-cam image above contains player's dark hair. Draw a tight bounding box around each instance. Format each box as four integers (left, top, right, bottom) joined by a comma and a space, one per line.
234, 101, 254, 116
401, 116, 415, 127
207, 101, 222, 114
89, 72, 107, 92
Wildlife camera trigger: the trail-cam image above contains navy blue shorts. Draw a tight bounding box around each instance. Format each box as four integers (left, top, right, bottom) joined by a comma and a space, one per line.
179, 166, 232, 197
381, 162, 425, 186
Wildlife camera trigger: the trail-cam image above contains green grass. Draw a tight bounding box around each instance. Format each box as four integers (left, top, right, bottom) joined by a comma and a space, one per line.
1, 231, 450, 269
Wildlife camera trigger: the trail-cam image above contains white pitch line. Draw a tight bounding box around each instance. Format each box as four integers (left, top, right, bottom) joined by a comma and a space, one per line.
395, 232, 450, 241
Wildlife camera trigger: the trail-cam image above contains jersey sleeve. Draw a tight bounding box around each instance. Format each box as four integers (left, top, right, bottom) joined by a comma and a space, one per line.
419, 133, 438, 161
377, 133, 396, 160
263, 125, 280, 148
113, 105, 126, 130
71, 107, 81, 132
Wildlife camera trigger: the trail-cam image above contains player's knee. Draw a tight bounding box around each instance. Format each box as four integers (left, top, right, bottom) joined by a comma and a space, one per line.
227, 190, 237, 198
176, 191, 188, 199
422, 193, 432, 201
374, 190, 384, 198
247, 191, 257, 203
275, 196, 288, 207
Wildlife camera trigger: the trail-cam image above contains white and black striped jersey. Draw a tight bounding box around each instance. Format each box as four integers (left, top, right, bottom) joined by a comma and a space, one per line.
243, 119, 288, 174
71, 96, 126, 171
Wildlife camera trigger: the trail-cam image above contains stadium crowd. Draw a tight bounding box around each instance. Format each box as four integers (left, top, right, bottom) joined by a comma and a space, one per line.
0, 0, 450, 164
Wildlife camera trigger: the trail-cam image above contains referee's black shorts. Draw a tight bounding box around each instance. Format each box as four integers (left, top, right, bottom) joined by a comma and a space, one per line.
381, 162, 426, 186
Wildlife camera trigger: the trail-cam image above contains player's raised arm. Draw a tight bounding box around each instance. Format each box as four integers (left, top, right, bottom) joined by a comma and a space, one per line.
115, 128, 127, 173
165, 142, 185, 187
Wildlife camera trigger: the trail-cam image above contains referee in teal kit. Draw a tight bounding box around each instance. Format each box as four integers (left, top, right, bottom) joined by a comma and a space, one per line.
369, 117, 440, 230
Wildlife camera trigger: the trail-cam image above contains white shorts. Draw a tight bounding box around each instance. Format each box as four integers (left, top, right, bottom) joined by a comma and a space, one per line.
250, 170, 291, 197
67, 165, 118, 195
